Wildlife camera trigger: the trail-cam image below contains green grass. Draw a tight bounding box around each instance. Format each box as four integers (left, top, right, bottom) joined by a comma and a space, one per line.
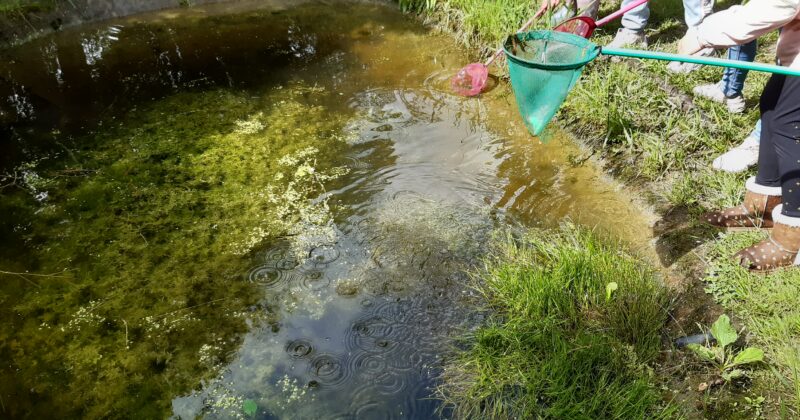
0, 0, 56, 14
557, 6, 800, 411
439, 224, 679, 419
703, 232, 800, 413
404, 0, 800, 413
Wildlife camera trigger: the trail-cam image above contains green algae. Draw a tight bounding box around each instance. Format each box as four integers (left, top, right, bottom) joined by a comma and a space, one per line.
0, 83, 350, 417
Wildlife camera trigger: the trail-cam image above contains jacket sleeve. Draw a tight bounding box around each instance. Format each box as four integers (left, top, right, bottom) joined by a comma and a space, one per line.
695, 0, 800, 48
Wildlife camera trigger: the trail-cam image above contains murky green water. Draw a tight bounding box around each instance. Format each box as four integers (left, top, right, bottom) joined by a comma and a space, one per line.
0, 1, 656, 418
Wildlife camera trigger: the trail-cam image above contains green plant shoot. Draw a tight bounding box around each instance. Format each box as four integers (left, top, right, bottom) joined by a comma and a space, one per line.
686, 314, 765, 384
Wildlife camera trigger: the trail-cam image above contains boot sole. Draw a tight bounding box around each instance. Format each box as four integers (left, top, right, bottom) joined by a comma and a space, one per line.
748, 265, 792, 274
725, 226, 773, 233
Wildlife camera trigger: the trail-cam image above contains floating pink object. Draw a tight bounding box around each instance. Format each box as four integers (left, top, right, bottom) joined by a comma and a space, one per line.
450, 63, 489, 97
450, 12, 543, 97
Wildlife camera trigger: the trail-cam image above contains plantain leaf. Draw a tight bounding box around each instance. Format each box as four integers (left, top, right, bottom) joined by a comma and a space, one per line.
722, 369, 745, 382
732, 347, 764, 366
711, 314, 738, 348
687, 343, 716, 362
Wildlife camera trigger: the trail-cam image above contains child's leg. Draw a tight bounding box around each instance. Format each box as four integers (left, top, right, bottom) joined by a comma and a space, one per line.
733, 76, 800, 271
766, 76, 800, 217
754, 75, 784, 189
721, 40, 758, 97
749, 120, 762, 142
620, 0, 650, 31
682, 0, 707, 28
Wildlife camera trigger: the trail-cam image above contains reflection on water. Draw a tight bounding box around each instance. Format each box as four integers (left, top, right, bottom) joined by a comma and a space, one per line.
0, 1, 656, 418
168, 85, 501, 418
174, 196, 491, 418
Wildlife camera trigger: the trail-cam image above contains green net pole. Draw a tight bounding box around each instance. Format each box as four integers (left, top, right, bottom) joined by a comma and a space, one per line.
601, 47, 800, 77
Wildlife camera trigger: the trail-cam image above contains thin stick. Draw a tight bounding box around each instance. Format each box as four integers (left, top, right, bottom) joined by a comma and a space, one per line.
0, 271, 41, 288
0, 269, 76, 288
149, 298, 229, 320
0, 270, 65, 278
0, 171, 19, 191
122, 319, 129, 350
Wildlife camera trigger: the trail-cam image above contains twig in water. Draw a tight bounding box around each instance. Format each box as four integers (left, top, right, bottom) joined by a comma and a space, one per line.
149, 298, 229, 320
0, 270, 65, 278
122, 319, 129, 350
0, 270, 42, 288
0, 269, 73, 288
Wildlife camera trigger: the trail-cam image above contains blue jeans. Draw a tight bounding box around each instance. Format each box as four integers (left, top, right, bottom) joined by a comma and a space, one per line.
724, 41, 760, 145
682, 0, 709, 27
578, 0, 649, 31
620, 0, 649, 31
749, 119, 762, 142
721, 40, 758, 97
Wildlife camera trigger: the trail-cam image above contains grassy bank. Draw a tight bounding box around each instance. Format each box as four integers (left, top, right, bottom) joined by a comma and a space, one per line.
440, 224, 677, 418
0, 0, 56, 14
402, 0, 800, 415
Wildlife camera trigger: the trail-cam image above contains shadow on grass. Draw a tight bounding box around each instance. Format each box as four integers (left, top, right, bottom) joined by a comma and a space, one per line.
653, 205, 720, 267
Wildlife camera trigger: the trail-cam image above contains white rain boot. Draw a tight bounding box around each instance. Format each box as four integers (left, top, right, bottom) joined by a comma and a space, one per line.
608, 28, 648, 48
712, 134, 759, 173
693, 83, 746, 113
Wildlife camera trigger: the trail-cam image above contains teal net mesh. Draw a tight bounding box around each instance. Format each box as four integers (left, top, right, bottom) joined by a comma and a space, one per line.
503, 30, 599, 137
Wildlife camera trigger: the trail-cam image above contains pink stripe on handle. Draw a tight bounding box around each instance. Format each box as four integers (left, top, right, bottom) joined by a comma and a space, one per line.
595, 0, 649, 27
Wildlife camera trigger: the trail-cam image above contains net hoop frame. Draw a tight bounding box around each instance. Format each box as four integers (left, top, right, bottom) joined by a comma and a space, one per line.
502, 30, 600, 71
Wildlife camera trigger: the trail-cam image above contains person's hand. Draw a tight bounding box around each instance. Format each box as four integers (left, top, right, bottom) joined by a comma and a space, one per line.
678, 27, 703, 55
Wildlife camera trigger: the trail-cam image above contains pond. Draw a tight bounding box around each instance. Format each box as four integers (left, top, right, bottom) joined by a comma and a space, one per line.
0, 1, 656, 418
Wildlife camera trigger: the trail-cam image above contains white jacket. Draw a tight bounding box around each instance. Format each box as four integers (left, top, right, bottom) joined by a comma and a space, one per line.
695, 0, 800, 69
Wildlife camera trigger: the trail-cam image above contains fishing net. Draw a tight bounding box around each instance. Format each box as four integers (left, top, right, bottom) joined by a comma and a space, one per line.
503, 30, 599, 137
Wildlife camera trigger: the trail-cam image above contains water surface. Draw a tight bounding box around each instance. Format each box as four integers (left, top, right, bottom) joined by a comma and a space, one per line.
0, 1, 655, 418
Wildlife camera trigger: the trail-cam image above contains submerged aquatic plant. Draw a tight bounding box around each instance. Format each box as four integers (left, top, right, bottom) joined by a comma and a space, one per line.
0, 83, 350, 417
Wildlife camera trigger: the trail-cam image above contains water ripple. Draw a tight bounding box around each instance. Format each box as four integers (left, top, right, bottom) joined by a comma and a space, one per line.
247, 265, 291, 289
285, 339, 314, 359
307, 354, 350, 389
308, 244, 340, 265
